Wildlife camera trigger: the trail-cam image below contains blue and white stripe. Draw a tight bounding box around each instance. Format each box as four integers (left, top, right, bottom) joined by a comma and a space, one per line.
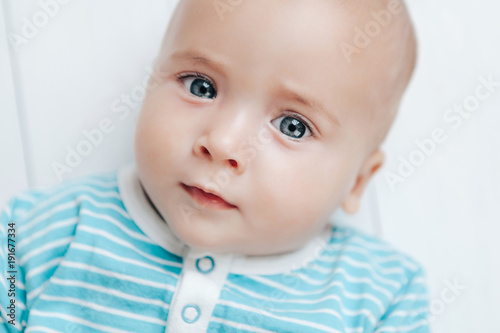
1, 171, 430, 332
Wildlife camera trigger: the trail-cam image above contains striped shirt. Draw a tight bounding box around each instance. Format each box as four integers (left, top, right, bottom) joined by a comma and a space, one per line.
1, 164, 430, 333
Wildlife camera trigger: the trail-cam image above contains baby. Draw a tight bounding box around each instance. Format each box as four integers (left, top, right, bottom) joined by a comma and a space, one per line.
1, 0, 429, 332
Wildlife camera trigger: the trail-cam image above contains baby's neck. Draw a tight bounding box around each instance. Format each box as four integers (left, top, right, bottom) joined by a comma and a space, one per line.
140, 182, 164, 221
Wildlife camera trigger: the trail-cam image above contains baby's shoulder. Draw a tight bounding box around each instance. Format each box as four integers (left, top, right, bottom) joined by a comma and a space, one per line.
316, 225, 425, 291
1, 170, 123, 240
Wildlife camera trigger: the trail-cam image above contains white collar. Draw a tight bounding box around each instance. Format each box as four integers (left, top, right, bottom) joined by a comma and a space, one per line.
118, 163, 332, 275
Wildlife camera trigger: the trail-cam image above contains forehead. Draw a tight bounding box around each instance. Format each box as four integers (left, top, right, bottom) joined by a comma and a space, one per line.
167, 0, 350, 66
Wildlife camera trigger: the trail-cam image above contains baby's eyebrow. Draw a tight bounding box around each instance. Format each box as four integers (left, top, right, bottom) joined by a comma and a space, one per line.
171, 50, 227, 74
273, 84, 340, 127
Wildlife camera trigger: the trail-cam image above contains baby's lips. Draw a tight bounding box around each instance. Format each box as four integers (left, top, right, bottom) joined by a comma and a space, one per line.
181, 183, 237, 209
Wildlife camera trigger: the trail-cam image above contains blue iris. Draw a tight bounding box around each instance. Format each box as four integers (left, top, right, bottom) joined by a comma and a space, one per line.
280, 116, 306, 139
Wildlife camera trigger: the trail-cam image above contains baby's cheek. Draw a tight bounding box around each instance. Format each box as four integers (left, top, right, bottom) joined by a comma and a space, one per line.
139, 106, 188, 156
252, 174, 317, 227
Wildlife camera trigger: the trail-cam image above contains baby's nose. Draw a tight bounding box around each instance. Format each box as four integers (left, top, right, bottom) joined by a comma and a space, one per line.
193, 111, 255, 174
195, 142, 243, 172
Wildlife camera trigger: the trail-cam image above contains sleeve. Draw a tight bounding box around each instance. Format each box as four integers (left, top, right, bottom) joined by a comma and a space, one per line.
374, 265, 432, 333
1, 197, 28, 333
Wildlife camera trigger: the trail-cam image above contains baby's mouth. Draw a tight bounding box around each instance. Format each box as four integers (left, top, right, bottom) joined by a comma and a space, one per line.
181, 183, 237, 210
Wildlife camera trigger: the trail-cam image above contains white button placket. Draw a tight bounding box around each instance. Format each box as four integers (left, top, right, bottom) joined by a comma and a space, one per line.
164, 248, 232, 332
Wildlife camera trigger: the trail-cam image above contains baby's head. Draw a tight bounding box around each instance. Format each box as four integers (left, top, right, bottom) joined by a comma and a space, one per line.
134, 0, 416, 255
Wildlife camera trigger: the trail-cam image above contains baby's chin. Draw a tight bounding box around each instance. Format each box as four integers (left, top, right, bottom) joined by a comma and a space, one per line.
170, 228, 253, 255
170, 225, 312, 256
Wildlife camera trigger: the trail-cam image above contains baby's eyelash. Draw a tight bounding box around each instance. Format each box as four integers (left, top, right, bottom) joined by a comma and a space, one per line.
175, 71, 215, 86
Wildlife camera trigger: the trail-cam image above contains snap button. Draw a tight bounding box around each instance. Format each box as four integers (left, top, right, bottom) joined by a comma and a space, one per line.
196, 256, 215, 274
182, 304, 201, 324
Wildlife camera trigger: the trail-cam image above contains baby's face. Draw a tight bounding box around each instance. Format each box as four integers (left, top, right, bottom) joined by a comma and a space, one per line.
135, 0, 409, 255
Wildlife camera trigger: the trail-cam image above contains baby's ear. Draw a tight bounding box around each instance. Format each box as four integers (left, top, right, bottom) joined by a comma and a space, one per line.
342, 149, 384, 214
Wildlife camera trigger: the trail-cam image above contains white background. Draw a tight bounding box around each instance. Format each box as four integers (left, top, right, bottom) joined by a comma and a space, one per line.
1, 1, 499, 332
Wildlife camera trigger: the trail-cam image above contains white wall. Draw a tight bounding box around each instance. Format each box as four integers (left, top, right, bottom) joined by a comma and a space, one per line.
1, 1, 499, 332
375, 1, 500, 332
1, 0, 176, 196
0, 1, 28, 207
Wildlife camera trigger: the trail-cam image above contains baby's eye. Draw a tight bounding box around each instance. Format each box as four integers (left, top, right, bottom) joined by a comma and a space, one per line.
178, 74, 217, 99
271, 115, 312, 139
